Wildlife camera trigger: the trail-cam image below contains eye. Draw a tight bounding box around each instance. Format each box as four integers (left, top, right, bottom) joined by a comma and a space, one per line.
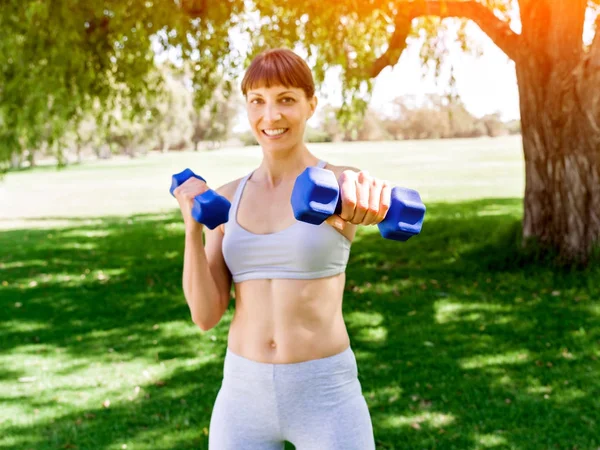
249, 98, 263, 104
281, 97, 295, 103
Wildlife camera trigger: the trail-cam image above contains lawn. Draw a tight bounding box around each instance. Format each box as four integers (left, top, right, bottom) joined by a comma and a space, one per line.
1, 136, 599, 449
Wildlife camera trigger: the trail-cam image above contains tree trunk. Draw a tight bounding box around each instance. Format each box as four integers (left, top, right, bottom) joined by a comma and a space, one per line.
10, 152, 21, 170
27, 150, 36, 168
516, 56, 600, 263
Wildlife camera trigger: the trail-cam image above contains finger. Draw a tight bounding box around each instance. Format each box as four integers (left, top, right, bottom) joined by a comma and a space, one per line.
338, 171, 357, 222
325, 214, 346, 231
351, 171, 371, 225
364, 177, 383, 225
178, 178, 208, 200
376, 181, 392, 223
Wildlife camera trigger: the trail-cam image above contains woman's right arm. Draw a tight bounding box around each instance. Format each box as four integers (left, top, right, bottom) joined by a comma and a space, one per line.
174, 179, 238, 331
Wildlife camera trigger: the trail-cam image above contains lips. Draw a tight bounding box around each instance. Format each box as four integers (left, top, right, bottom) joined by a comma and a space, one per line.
262, 128, 289, 138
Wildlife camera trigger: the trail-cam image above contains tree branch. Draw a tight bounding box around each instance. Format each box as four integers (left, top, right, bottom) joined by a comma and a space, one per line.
180, 0, 206, 18
370, 16, 412, 77
371, 1, 521, 78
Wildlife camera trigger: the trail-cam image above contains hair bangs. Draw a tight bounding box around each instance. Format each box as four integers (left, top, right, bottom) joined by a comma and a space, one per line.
241, 49, 315, 98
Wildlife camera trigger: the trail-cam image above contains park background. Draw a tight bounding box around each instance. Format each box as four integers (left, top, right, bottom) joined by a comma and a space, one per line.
1, 1, 599, 449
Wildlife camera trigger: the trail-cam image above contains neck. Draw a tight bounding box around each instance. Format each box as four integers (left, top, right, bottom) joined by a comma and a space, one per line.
254, 144, 319, 188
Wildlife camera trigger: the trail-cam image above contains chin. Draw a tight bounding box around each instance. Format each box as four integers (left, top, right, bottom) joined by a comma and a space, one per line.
259, 136, 300, 153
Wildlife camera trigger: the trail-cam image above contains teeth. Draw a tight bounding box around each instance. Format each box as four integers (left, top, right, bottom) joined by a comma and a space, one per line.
263, 128, 287, 136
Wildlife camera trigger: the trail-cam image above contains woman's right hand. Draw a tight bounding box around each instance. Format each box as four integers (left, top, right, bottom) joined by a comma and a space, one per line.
172, 177, 211, 233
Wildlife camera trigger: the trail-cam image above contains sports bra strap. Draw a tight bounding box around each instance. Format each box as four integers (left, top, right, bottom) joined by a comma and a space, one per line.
228, 160, 327, 226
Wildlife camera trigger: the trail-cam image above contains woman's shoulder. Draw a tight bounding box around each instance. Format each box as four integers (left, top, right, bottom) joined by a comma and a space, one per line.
215, 176, 245, 202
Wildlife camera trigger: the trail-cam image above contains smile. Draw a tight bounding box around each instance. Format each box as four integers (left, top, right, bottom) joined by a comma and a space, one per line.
262, 128, 289, 137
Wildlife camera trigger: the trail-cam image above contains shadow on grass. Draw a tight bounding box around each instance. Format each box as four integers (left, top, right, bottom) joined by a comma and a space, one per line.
1, 198, 599, 449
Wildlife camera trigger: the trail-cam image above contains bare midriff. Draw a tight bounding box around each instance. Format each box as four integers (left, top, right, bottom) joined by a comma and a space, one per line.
227, 273, 350, 364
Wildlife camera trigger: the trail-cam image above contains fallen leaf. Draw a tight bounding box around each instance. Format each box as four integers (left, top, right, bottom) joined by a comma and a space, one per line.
411, 422, 421, 430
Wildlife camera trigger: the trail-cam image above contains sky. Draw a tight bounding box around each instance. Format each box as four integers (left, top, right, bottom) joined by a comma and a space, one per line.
320, 22, 520, 120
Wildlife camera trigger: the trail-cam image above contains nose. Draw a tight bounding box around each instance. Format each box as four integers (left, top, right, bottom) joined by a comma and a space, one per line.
264, 103, 282, 123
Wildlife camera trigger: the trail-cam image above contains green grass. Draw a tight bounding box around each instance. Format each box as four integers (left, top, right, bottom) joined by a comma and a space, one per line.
1, 137, 599, 449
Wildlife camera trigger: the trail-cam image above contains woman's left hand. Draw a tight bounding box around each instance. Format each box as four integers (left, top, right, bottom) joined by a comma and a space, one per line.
325, 169, 392, 231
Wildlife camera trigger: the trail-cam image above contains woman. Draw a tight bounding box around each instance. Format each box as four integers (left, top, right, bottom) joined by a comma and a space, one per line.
173, 48, 391, 449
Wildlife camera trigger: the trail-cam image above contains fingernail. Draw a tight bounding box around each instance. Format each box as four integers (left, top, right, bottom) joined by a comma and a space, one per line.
335, 218, 345, 230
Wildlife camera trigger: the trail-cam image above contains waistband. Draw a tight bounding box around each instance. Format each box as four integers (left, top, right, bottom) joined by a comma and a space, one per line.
223, 346, 357, 381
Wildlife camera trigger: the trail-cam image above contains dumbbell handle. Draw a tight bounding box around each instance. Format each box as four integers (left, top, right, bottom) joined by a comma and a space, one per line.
332, 187, 425, 237
170, 168, 231, 230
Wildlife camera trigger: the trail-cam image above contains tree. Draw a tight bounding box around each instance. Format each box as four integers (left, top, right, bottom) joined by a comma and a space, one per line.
252, 0, 600, 264
0, 0, 244, 170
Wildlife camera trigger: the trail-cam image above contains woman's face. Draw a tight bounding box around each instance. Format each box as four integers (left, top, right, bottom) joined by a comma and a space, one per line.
246, 85, 317, 153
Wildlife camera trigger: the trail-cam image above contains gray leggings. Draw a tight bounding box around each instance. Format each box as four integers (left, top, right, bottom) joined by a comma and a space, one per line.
208, 346, 376, 449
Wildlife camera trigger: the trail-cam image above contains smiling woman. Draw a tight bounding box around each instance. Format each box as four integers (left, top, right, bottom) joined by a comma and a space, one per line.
241, 49, 318, 155
170, 48, 396, 449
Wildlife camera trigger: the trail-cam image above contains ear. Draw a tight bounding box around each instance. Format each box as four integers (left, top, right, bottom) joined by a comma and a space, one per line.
307, 95, 318, 119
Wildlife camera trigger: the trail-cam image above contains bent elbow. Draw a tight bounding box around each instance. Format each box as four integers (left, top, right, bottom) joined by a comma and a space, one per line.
190, 295, 228, 331
192, 315, 215, 331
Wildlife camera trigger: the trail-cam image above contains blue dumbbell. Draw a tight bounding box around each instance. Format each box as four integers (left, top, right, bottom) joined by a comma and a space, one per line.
291, 167, 426, 241
170, 168, 231, 230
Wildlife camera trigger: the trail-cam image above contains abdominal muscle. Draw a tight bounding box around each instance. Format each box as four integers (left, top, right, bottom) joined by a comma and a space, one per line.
226, 273, 351, 364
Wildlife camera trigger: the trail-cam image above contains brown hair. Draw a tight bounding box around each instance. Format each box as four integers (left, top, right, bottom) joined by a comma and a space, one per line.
241, 48, 315, 99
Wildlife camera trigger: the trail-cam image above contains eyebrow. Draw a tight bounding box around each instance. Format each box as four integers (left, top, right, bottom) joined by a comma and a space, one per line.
248, 90, 297, 97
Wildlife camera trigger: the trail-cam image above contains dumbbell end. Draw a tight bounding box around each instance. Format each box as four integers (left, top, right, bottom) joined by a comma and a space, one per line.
291, 167, 339, 225
378, 187, 426, 241
170, 168, 205, 197
191, 191, 231, 230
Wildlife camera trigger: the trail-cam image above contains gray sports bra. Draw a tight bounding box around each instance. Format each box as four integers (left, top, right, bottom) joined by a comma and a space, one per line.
222, 160, 351, 283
